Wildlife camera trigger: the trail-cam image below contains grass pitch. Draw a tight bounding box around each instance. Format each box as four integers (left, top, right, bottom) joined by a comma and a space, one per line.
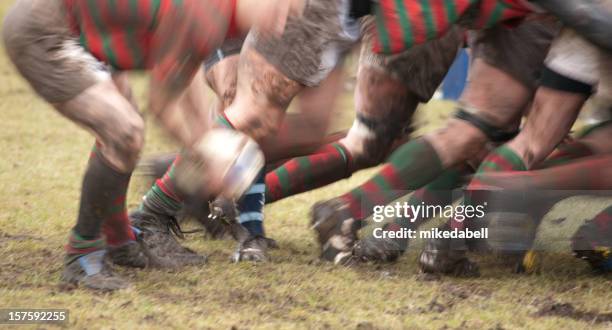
0, 2, 611, 329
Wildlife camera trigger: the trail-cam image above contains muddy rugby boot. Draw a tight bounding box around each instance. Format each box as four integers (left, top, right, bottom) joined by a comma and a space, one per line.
572, 220, 612, 273
232, 235, 274, 262
130, 209, 207, 267
311, 198, 361, 265
138, 154, 231, 240
352, 223, 408, 263
62, 250, 129, 291
107, 240, 149, 268
418, 223, 480, 277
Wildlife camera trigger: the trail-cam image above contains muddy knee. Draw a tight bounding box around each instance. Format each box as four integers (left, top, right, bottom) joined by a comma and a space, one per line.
344, 66, 418, 168
341, 114, 410, 169
205, 55, 239, 110
225, 47, 302, 141
116, 115, 145, 162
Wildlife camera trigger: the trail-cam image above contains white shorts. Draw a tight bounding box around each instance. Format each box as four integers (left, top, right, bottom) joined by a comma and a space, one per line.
545, 28, 612, 97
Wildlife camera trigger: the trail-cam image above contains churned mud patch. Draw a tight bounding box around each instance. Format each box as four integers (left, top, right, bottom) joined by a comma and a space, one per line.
534, 299, 612, 324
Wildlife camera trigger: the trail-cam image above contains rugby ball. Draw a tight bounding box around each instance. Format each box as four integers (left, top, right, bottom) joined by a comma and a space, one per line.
175, 128, 265, 199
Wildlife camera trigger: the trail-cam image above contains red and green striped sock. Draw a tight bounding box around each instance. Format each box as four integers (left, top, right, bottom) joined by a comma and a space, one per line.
65, 230, 106, 264
102, 194, 135, 247
537, 141, 594, 169
339, 138, 444, 221
75, 143, 135, 246
84, 143, 136, 247
141, 155, 183, 215
453, 145, 526, 230
470, 155, 612, 191
265, 143, 351, 202
389, 165, 470, 232
138, 114, 241, 216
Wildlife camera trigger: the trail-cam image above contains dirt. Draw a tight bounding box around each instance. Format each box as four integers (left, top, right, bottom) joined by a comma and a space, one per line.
535, 299, 612, 324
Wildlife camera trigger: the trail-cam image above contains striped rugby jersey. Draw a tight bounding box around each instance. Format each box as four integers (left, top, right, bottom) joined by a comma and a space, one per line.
374, 0, 535, 53
64, 0, 238, 88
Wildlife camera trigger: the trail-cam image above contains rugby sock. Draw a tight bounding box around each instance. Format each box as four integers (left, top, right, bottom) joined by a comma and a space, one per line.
470, 155, 612, 191
74, 143, 134, 241
217, 114, 267, 236
65, 231, 106, 264
475, 145, 526, 174
390, 165, 469, 231
537, 140, 594, 169
265, 142, 352, 202
452, 146, 526, 231
381, 166, 468, 252
238, 171, 266, 237
102, 194, 135, 247
140, 155, 183, 216
138, 115, 235, 216
68, 142, 135, 261
86, 147, 137, 247
340, 138, 444, 221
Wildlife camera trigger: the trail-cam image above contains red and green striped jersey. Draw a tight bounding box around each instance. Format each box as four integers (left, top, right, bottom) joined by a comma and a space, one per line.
64, 0, 238, 87
373, 0, 534, 53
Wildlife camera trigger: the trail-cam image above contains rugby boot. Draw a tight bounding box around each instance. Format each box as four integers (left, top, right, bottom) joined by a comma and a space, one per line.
208, 197, 249, 242
130, 209, 207, 267
107, 241, 148, 268
418, 223, 480, 277
61, 250, 129, 291
572, 220, 612, 273
352, 223, 408, 263
311, 198, 361, 265
232, 235, 272, 262
107, 227, 150, 268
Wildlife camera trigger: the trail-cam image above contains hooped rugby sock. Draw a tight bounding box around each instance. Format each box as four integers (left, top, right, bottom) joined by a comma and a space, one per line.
140, 155, 183, 216
537, 140, 595, 169
66, 230, 106, 264
217, 114, 267, 236
75, 143, 134, 244
79, 144, 137, 247
380, 166, 468, 252
452, 146, 526, 231
265, 142, 352, 202
470, 155, 612, 191
102, 194, 136, 247
238, 170, 266, 237
340, 138, 444, 221
390, 165, 469, 230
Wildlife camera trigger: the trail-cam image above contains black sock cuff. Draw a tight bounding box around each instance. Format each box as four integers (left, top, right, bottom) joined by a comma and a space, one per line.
540, 67, 594, 95
454, 109, 519, 143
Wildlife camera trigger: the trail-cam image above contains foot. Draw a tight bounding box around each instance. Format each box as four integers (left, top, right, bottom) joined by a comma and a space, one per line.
311, 199, 360, 265
208, 197, 250, 243
418, 224, 480, 277
107, 240, 149, 268
231, 235, 272, 262
130, 209, 207, 267
352, 224, 407, 263
61, 250, 129, 291
572, 221, 612, 273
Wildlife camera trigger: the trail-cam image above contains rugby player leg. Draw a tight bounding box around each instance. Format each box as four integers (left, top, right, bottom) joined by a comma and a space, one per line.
313, 20, 551, 264
267, 21, 463, 207
2, 0, 154, 290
